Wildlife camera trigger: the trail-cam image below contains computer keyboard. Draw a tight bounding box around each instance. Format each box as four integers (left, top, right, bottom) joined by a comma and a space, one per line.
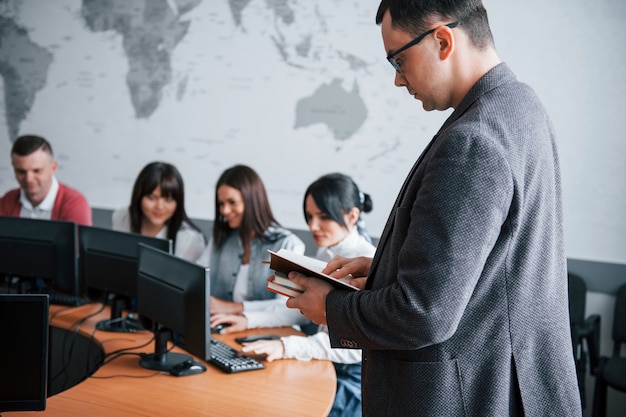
48, 293, 91, 307
209, 338, 265, 373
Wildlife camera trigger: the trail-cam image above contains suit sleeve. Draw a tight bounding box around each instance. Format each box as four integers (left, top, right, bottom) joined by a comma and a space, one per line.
282, 329, 361, 363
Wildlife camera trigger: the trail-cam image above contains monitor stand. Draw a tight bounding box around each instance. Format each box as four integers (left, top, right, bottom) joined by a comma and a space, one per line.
95, 296, 145, 333
139, 327, 191, 371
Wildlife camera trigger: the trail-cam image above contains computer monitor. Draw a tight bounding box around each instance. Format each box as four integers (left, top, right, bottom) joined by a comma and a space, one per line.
136, 243, 210, 371
0, 294, 49, 412
78, 225, 172, 332
0, 216, 78, 296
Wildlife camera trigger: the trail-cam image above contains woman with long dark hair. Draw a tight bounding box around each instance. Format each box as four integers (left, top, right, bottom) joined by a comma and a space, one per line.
112, 161, 206, 262
204, 164, 305, 331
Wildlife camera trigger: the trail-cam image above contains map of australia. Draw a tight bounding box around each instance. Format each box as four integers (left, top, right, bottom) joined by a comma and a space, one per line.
229, 0, 369, 141
295, 79, 367, 141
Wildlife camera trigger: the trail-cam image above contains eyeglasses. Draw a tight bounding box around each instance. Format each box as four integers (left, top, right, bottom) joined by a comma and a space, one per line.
386, 21, 460, 73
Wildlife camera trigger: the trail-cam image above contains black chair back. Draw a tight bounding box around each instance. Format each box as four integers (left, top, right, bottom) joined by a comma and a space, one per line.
592, 283, 626, 416
612, 284, 626, 356
568, 273, 602, 410
568, 273, 587, 327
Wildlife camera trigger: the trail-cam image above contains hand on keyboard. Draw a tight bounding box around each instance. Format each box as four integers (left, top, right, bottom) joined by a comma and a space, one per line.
208, 338, 265, 373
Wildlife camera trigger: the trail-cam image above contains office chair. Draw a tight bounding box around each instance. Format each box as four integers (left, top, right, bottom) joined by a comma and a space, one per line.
592, 283, 626, 417
567, 273, 601, 409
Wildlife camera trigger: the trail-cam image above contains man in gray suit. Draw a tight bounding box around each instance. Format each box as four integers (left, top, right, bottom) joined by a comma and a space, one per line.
287, 0, 582, 415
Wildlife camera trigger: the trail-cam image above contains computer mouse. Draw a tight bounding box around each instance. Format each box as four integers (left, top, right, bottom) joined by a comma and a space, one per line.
210, 322, 231, 334
169, 359, 207, 377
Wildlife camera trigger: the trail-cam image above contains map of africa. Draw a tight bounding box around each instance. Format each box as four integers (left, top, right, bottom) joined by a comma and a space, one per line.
0, 0, 447, 235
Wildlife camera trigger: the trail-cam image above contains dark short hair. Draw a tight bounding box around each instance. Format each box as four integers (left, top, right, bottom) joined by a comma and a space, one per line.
212, 164, 279, 249
376, 0, 495, 50
129, 161, 203, 246
11, 135, 54, 157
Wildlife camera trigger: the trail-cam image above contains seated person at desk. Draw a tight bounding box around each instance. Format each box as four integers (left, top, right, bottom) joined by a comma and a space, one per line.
112, 161, 206, 263
0, 134, 92, 225
201, 165, 305, 332
242, 173, 376, 417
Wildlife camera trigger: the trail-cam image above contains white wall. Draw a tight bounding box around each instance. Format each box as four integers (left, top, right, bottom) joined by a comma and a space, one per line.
484, 0, 626, 266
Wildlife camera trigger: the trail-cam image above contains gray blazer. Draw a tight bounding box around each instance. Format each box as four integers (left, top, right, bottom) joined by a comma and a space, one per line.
326, 64, 581, 416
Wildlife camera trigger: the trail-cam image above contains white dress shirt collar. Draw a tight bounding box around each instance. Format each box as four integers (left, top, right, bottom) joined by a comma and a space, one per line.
19, 176, 59, 212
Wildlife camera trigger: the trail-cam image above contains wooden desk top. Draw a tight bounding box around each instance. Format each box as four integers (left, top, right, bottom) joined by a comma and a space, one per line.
5, 303, 335, 417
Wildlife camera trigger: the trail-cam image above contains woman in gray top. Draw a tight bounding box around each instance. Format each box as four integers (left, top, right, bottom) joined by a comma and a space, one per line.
202, 165, 305, 331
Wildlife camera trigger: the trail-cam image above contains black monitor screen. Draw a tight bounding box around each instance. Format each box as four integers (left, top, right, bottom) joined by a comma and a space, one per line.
78, 225, 172, 332
137, 243, 210, 371
0, 294, 49, 412
79, 225, 172, 297
0, 216, 78, 296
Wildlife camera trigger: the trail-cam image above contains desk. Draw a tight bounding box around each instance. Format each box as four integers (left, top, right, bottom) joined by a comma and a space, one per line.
5, 303, 336, 417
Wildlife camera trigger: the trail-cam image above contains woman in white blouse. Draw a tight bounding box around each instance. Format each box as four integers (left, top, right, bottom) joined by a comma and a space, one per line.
112, 161, 206, 262
241, 172, 375, 417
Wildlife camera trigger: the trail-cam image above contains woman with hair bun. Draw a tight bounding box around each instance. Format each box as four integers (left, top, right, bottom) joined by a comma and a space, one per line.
241, 172, 375, 417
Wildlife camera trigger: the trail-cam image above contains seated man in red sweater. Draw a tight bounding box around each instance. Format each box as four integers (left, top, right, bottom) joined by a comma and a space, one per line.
0, 134, 92, 225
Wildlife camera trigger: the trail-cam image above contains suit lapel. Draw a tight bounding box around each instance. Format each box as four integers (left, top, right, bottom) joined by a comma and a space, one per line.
367, 133, 439, 287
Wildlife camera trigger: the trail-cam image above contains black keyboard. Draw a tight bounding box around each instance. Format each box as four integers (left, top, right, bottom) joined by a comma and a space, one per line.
209, 338, 265, 373
48, 293, 90, 307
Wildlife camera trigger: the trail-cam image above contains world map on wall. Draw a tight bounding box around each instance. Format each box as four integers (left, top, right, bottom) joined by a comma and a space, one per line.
0, 0, 370, 142
0, 0, 443, 235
